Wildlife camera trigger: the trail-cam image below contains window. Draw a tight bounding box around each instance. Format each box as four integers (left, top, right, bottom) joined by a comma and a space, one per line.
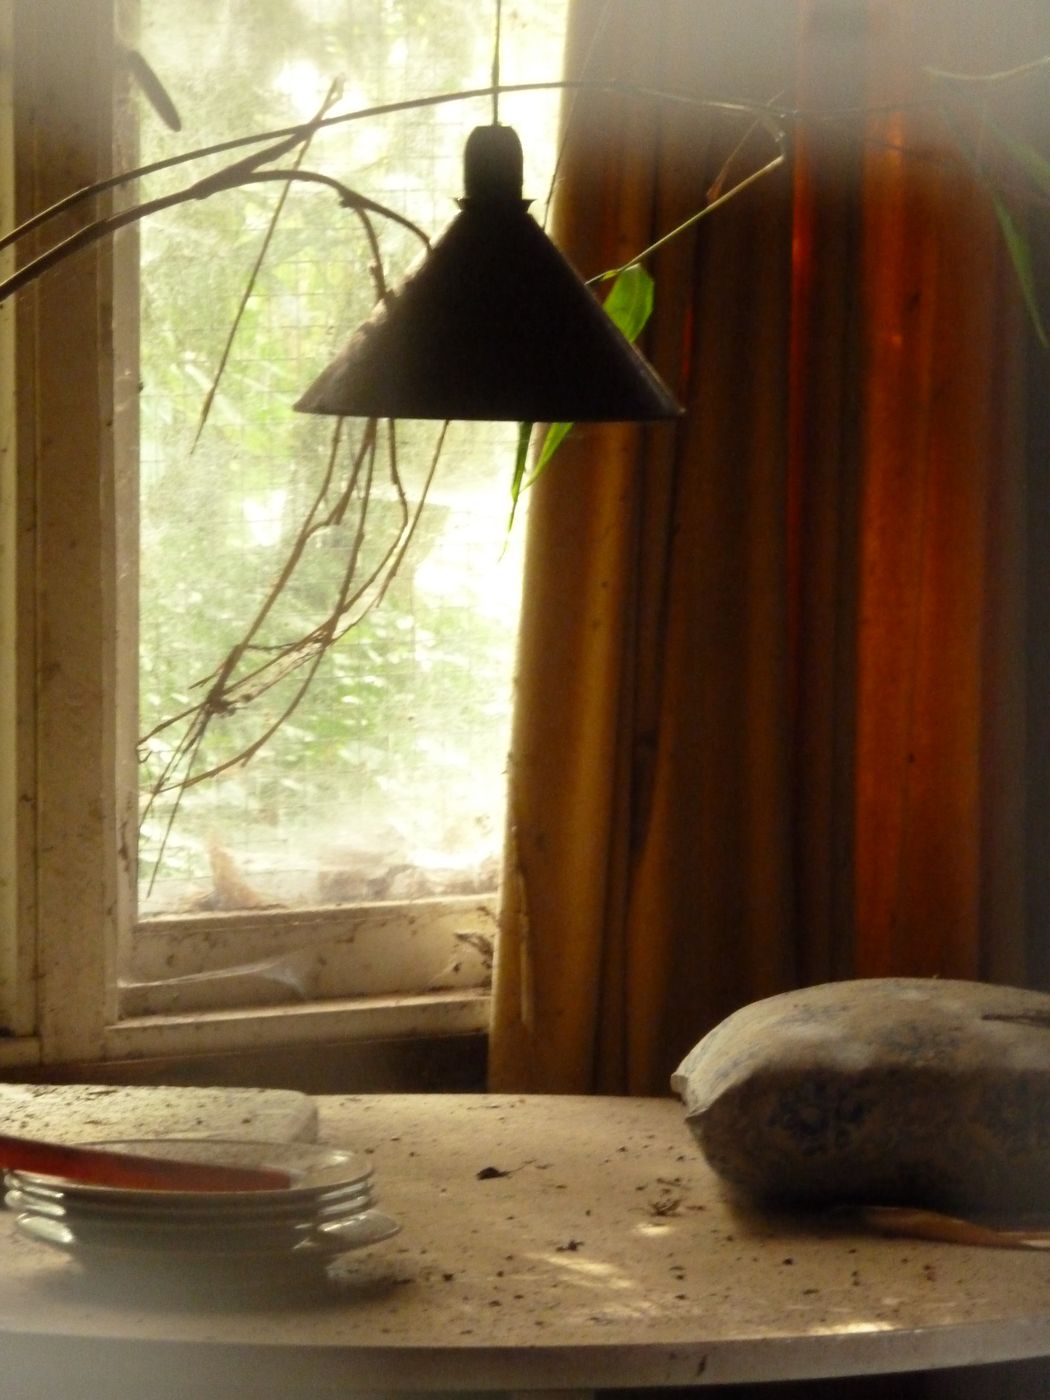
0, 0, 567, 1067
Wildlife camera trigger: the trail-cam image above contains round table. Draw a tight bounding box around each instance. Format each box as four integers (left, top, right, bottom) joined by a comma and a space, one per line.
2, 1093, 1050, 1398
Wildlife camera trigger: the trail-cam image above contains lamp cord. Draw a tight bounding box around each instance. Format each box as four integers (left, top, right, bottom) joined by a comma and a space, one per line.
491, 0, 502, 123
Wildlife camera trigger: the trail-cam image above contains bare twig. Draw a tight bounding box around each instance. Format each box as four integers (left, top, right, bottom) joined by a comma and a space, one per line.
140, 406, 447, 812
191, 80, 346, 449
590, 152, 786, 284
0, 81, 790, 262
924, 57, 1050, 88
0, 167, 427, 305
707, 92, 786, 201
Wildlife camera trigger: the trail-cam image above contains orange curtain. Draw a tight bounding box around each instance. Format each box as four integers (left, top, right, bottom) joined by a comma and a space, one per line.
490, 0, 1048, 1096
851, 13, 1031, 983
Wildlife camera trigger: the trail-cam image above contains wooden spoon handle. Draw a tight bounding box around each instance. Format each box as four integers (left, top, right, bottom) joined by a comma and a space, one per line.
860, 1205, 1050, 1250
0, 1132, 292, 1192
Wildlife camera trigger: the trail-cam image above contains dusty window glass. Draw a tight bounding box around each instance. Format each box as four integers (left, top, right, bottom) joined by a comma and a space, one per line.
132, 0, 567, 916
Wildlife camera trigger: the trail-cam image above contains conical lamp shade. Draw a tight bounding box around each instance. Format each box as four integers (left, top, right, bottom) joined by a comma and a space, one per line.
294, 125, 681, 423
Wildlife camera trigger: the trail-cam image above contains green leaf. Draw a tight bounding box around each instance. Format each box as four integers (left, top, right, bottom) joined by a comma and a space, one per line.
534, 419, 573, 474
599, 261, 655, 343
530, 263, 657, 483
508, 421, 533, 532
990, 192, 1049, 347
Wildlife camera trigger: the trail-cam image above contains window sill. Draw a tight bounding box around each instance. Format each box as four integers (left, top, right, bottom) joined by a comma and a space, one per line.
124, 896, 497, 1014
0, 992, 489, 1072
103, 989, 491, 1061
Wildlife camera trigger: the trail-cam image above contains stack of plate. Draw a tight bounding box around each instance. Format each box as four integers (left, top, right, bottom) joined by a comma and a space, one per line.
3, 1138, 400, 1272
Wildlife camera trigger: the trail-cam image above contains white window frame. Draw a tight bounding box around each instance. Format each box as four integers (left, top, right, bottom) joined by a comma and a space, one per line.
0, 0, 502, 1070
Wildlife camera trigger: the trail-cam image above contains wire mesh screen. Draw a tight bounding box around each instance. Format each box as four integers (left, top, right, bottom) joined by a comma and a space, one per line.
133, 0, 568, 915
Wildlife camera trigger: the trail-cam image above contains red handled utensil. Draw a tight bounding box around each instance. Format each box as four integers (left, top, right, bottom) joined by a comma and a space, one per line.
0, 1132, 293, 1192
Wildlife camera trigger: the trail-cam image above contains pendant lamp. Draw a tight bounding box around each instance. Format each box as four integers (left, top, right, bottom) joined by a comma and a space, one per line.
294, 124, 682, 423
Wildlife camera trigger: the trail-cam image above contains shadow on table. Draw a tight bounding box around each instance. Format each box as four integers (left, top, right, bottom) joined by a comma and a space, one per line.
16, 1250, 414, 1316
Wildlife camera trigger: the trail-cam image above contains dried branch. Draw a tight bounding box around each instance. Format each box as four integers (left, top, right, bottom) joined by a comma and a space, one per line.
0, 80, 789, 263
191, 80, 346, 449
0, 166, 426, 305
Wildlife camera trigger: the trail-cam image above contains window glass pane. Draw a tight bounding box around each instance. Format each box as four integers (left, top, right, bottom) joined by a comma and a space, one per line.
134, 1, 567, 916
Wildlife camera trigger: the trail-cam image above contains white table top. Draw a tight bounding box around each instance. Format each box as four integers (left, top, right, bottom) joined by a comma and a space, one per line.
0, 1081, 318, 1145
2, 1092, 1050, 1398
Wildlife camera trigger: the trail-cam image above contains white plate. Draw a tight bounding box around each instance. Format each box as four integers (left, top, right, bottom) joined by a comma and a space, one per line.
5, 1189, 378, 1250
5, 1180, 376, 1226
6, 1139, 372, 1210
14, 1205, 402, 1265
